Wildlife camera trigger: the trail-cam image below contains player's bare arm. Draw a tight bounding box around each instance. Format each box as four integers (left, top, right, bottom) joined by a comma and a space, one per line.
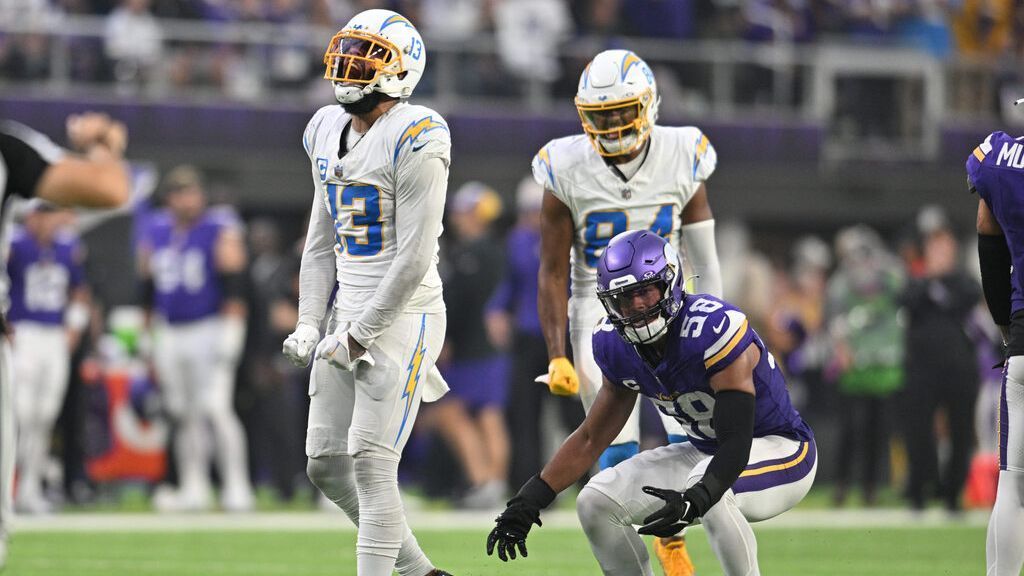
638, 344, 757, 537
539, 379, 637, 491
34, 113, 130, 208
486, 377, 634, 562
537, 189, 580, 395
538, 190, 573, 359
680, 183, 712, 225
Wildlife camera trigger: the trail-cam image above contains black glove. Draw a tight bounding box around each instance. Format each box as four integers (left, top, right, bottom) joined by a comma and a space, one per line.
637, 484, 711, 538
486, 475, 556, 562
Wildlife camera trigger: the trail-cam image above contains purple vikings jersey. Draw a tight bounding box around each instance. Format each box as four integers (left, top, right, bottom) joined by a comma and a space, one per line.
143, 207, 239, 323
592, 293, 812, 454
968, 131, 1024, 315
6, 228, 84, 325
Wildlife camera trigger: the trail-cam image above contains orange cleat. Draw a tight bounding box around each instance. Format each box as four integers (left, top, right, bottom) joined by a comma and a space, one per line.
655, 536, 695, 576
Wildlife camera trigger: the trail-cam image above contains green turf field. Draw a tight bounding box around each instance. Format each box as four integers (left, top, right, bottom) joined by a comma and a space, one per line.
6, 525, 988, 576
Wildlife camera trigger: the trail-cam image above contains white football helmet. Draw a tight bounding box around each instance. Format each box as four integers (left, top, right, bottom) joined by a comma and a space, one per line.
575, 50, 660, 157
323, 9, 426, 104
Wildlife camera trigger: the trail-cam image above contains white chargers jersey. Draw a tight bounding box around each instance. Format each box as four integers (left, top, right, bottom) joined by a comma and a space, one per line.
531, 125, 717, 300
302, 102, 449, 321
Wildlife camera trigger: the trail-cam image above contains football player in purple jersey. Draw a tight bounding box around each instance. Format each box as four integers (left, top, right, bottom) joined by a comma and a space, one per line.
138, 165, 253, 512
488, 230, 815, 576
7, 202, 89, 515
967, 129, 1024, 576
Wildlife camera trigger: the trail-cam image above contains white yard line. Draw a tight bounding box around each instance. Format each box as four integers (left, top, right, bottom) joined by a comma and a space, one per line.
11, 508, 990, 533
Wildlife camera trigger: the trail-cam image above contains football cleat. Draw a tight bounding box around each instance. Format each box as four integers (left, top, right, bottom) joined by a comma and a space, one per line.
655, 536, 695, 576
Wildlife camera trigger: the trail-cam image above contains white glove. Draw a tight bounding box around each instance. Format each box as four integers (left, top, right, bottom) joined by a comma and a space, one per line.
283, 323, 320, 367
316, 329, 375, 371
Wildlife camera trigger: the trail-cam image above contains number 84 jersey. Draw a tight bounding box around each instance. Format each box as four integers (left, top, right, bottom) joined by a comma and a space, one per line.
531, 125, 716, 300
302, 102, 450, 319
591, 293, 813, 454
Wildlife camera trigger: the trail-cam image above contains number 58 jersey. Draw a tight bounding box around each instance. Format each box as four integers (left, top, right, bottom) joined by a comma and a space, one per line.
592, 293, 813, 454
532, 125, 716, 301
302, 102, 450, 320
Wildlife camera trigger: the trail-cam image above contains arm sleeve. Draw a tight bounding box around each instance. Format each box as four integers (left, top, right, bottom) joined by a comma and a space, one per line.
296, 187, 338, 329
978, 233, 1012, 326
0, 122, 65, 199
348, 157, 448, 347
690, 389, 755, 512
681, 219, 722, 298
690, 130, 717, 183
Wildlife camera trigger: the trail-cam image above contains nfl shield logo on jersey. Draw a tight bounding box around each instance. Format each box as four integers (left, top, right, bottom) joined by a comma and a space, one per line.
621, 188, 632, 199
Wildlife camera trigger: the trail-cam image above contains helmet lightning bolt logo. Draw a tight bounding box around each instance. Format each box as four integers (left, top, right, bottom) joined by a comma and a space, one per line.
620, 52, 641, 81
394, 116, 448, 164
394, 314, 428, 447
380, 14, 412, 30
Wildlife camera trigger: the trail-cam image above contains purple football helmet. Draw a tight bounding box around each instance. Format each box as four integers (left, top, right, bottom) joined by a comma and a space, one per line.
596, 230, 684, 344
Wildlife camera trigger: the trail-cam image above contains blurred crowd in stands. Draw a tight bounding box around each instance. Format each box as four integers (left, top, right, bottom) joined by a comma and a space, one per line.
3, 0, 1024, 114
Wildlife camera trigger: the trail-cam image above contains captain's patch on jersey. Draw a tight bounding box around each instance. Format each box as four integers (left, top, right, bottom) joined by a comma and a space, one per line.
317, 157, 329, 182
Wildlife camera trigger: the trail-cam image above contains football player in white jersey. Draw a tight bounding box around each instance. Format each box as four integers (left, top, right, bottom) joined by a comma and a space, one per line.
281, 9, 452, 576
533, 49, 722, 576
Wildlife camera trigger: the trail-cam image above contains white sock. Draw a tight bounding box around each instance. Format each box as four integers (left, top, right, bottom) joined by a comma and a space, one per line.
576, 485, 655, 576
307, 455, 434, 576
702, 491, 759, 576
175, 416, 209, 500
207, 364, 252, 499
986, 470, 1024, 576
16, 419, 45, 504
351, 454, 426, 576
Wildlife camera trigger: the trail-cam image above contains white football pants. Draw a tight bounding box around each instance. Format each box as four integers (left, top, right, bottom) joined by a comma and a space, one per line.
152, 316, 252, 507
306, 312, 445, 576
11, 322, 69, 507
578, 436, 817, 576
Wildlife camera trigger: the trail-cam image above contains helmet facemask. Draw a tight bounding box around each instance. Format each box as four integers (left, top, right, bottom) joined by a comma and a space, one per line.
575, 89, 654, 158
323, 29, 404, 104
598, 272, 677, 345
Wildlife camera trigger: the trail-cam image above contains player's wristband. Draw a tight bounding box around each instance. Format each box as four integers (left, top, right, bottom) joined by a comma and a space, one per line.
515, 475, 557, 510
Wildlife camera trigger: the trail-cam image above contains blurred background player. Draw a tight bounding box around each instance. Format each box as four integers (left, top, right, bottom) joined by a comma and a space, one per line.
488, 231, 815, 576
139, 164, 253, 512
434, 182, 510, 509
825, 225, 904, 507
533, 48, 721, 575
486, 176, 584, 492
900, 206, 981, 513
281, 8, 453, 576
0, 112, 130, 565
967, 128, 1024, 576
7, 201, 89, 514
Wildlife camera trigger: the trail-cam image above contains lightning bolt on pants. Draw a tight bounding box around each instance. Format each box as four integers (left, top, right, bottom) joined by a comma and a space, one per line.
306, 312, 445, 576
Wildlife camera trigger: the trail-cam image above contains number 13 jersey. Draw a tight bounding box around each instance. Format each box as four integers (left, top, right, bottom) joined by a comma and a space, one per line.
591, 293, 813, 454
302, 102, 449, 320
531, 125, 716, 301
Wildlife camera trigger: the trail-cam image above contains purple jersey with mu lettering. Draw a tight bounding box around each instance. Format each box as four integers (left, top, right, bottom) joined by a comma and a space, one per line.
592, 293, 812, 454
967, 131, 1024, 316
6, 228, 84, 325
142, 207, 240, 323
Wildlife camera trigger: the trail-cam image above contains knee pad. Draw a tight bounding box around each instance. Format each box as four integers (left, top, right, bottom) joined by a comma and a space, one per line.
598, 442, 639, 470
577, 485, 629, 529
307, 455, 359, 521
